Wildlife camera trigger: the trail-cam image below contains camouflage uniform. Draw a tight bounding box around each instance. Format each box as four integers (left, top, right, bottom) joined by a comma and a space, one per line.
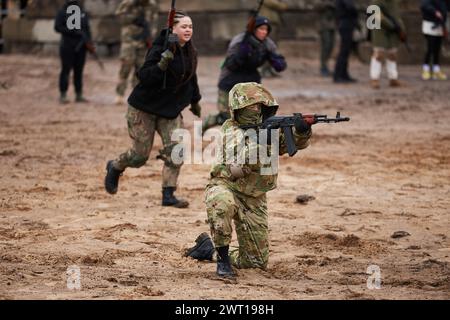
113, 105, 182, 188
259, 0, 288, 41
115, 0, 160, 97
205, 83, 311, 269
317, 0, 336, 75
370, 0, 405, 84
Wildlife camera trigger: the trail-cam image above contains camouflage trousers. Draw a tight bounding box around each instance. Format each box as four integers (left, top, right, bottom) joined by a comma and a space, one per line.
202, 89, 230, 131
205, 181, 269, 269
116, 43, 147, 96
113, 105, 183, 188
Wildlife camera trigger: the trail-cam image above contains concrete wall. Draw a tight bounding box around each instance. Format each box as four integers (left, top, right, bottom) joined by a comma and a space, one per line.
1, 0, 448, 64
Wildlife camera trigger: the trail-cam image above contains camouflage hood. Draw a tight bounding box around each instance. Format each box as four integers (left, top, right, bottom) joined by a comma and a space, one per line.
228, 82, 279, 121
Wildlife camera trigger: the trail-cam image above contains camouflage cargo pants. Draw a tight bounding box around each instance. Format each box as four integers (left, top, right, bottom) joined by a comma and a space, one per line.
113, 105, 183, 188
205, 182, 269, 269
116, 43, 147, 96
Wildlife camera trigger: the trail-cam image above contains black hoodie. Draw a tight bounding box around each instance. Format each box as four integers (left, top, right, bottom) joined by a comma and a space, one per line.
127, 30, 202, 119
54, 0, 91, 49
421, 0, 448, 25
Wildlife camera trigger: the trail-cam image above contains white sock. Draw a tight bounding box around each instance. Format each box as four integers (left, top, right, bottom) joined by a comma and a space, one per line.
423, 64, 430, 72
370, 57, 382, 80
433, 65, 441, 73
386, 59, 398, 80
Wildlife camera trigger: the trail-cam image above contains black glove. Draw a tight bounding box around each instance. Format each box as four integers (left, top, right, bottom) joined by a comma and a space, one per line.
269, 52, 287, 72
294, 117, 311, 134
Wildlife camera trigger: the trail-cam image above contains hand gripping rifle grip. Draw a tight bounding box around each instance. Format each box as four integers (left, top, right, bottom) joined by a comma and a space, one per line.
282, 126, 298, 157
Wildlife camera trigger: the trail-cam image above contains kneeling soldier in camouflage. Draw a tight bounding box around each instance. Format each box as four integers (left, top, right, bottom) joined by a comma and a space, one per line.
186, 82, 312, 277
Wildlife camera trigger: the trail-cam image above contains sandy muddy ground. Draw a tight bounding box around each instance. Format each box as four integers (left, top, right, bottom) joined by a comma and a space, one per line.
0, 53, 449, 300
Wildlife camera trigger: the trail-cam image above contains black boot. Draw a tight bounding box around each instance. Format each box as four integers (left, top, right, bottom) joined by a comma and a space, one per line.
185, 233, 215, 261
216, 246, 235, 277
75, 92, 88, 103
104, 160, 123, 194
59, 92, 69, 104
162, 187, 189, 208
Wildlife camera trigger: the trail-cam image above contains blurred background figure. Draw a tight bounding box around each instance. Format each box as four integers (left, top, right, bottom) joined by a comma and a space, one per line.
333, 0, 358, 83
115, 0, 160, 105
421, 0, 448, 80
317, 0, 336, 77
201, 16, 286, 133
370, 0, 405, 89
54, 0, 92, 104
259, 0, 287, 78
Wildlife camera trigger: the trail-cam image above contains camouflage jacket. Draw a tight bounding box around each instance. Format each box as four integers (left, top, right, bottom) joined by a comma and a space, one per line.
209, 119, 311, 198
371, 0, 405, 48
115, 0, 159, 43
259, 0, 288, 26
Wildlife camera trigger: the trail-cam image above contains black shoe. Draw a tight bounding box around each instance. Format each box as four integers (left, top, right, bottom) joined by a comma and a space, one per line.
75, 93, 89, 103
162, 187, 189, 208
185, 233, 215, 261
334, 77, 357, 84
320, 67, 331, 77
59, 92, 70, 104
104, 160, 123, 194
344, 76, 358, 83
216, 246, 235, 277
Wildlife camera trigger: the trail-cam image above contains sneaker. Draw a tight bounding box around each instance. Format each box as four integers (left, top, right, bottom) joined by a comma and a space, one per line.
432, 71, 447, 80
422, 70, 431, 80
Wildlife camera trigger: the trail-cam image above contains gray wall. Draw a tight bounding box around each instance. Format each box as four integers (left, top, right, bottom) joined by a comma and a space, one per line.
1, 0, 447, 64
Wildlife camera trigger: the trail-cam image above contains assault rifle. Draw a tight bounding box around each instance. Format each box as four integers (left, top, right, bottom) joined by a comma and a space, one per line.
162, 0, 177, 89
75, 31, 104, 71
240, 112, 350, 157
246, 0, 265, 34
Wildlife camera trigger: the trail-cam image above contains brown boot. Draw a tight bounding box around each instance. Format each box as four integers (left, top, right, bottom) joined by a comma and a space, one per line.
371, 79, 380, 89
389, 79, 401, 87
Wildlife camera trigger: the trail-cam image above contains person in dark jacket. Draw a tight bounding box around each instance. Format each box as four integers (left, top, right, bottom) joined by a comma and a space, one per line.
104, 11, 202, 208
54, 0, 92, 104
421, 0, 448, 80
201, 16, 287, 133
333, 0, 358, 83
318, 0, 337, 77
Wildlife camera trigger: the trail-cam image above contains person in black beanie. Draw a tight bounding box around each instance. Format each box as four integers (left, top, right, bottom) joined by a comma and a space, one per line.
201, 16, 287, 133
54, 0, 92, 104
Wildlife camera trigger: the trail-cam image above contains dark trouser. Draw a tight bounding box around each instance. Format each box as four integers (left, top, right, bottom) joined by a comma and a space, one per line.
424, 34, 443, 66
334, 27, 354, 80
59, 45, 87, 94
320, 29, 335, 71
